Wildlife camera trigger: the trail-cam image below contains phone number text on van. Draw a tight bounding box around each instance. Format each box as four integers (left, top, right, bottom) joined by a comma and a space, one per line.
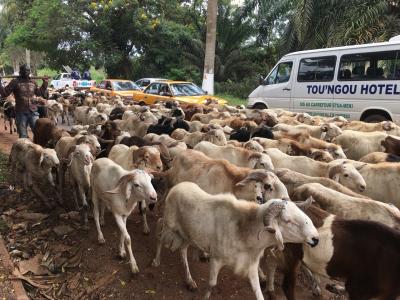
306, 84, 400, 95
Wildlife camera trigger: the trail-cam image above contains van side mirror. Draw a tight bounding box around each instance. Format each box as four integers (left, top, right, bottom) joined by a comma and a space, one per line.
259, 75, 265, 85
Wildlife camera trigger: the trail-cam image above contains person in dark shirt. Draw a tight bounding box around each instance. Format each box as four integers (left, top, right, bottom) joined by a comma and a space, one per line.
0, 65, 48, 138
82, 70, 91, 80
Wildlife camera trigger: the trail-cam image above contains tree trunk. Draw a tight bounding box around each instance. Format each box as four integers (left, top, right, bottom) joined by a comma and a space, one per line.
202, 0, 218, 95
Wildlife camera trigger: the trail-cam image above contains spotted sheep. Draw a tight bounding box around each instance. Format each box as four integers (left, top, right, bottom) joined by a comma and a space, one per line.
264, 204, 400, 300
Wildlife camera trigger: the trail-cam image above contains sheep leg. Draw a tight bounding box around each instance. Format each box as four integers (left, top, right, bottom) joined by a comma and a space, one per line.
204, 258, 223, 300
58, 164, 65, 195
114, 214, 139, 274
99, 201, 105, 226
151, 218, 164, 267
118, 227, 126, 258
31, 185, 52, 209
79, 186, 89, 227
248, 264, 264, 300
139, 201, 150, 235
48, 171, 63, 205
300, 263, 321, 296
180, 245, 197, 291
258, 265, 267, 290
92, 191, 105, 244
71, 181, 80, 210
265, 251, 278, 300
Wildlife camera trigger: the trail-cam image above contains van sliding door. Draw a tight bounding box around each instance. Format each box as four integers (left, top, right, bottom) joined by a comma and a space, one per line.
292, 56, 336, 118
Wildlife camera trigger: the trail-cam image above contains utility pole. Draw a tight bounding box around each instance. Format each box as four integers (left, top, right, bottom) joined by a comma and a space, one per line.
202, 0, 217, 95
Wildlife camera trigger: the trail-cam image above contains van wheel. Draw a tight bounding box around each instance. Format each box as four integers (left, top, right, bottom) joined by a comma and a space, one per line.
363, 114, 388, 123
139, 101, 146, 106
253, 103, 267, 109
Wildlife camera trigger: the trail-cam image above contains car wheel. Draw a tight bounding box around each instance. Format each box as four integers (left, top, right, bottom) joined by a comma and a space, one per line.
253, 103, 267, 109
363, 114, 388, 123
139, 101, 146, 106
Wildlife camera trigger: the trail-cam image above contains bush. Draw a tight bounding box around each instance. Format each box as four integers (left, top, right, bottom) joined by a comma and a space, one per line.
215, 76, 259, 99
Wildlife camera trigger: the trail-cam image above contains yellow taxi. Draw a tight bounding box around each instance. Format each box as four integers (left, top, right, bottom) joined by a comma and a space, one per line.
132, 81, 227, 105
90, 79, 141, 99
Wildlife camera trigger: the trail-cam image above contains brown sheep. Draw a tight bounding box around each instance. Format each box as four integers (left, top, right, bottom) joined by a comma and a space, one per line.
33, 118, 70, 148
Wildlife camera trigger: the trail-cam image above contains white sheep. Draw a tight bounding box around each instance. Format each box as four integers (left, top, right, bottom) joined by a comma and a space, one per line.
152, 182, 319, 300
90, 158, 157, 274
9, 139, 60, 207
67, 143, 94, 226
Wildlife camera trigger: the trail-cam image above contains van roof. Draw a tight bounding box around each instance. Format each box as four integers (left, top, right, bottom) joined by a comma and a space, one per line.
282, 39, 400, 58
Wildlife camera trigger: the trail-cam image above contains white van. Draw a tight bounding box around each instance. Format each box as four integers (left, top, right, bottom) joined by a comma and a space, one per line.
248, 37, 400, 122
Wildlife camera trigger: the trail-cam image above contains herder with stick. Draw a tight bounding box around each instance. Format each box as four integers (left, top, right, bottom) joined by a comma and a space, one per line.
0, 64, 48, 138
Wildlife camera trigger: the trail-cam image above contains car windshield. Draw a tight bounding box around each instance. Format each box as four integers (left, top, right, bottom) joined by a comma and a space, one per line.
170, 83, 205, 96
112, 81, 140, 91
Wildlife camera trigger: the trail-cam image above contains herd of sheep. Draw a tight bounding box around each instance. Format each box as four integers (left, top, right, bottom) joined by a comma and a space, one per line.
4, 89, 400, 300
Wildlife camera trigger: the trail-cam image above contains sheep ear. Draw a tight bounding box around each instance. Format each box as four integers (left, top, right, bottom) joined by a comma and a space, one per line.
356, 163, 367, 170
295, 196, 314, 211
39, 152, 44, 167
331, 173, 340, 182
273, 224, 284, 251
104, 174, 135, 200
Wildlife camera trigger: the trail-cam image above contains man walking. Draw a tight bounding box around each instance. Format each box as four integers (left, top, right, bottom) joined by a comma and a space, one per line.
0, 64, 48, 138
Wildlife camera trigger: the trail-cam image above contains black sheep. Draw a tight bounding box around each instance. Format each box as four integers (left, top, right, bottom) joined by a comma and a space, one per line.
147, 116, 189, 135
230, 125, 274, 142
109, 107, 125, 120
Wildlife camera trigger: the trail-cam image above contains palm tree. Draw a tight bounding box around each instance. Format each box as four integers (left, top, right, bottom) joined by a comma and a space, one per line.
202, 0, 218, 94
280, 0, 400, 53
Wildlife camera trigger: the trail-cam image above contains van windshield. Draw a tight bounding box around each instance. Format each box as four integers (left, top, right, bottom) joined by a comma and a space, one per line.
266, 62, 293, 85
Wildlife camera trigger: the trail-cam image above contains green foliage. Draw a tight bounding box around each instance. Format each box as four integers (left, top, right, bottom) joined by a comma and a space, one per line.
280, 0, 400, 53
215, 76, 259, 99
1, 0, 399, 92
37, 68, 58, 78
215, 93, 246, 106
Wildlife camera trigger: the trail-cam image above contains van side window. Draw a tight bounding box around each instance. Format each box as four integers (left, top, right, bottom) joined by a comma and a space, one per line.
266, 62, 293, 85
297, 56, 336, 82
339, 51, 400, 81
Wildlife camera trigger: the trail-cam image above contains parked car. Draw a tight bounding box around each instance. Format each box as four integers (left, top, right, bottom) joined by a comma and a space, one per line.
135, 78, 168, 90
132, 80, 227, 105
50, 73, 95, 89
90, 79, 141, 99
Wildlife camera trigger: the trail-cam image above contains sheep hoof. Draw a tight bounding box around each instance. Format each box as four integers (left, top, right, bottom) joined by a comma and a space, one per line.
118, 252, 127, 259
259, 278, 267, 290
151, 258, 160, 267
131, 265, 140, 275
199, 253, 210, 263
98, 237, 105, 244
143, 228, 150, 235
326, 283, 345, 295
186, 280, 198, 292
266, 291, 276, 300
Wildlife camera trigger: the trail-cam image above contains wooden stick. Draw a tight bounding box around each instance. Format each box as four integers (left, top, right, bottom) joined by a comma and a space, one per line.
2, 75, 49, 79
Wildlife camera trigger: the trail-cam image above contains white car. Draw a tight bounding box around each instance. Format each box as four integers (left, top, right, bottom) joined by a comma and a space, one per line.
50, 73, 95, 89
135, 78, 168, 90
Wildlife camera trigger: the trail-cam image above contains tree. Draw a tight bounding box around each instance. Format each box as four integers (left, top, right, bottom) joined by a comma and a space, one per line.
281, 0, 400, 53
202, 0, 218, 95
